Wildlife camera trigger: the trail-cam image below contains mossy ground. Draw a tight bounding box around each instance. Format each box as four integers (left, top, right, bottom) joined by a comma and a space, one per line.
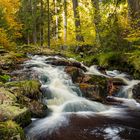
0, 120, 25, 140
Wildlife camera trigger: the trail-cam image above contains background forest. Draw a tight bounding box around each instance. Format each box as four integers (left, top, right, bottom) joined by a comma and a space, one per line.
0, 0, 140, 76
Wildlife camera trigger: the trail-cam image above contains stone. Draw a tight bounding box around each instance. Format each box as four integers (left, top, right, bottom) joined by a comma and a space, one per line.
65, 66, 83, 83
4, 80, 49, 118
5, 80, 42, 100
132, 83, 140, 103
28, 100, 48, 118
46, 59, 87, 72
79, 83, 104, 101
107, 78, 126, 96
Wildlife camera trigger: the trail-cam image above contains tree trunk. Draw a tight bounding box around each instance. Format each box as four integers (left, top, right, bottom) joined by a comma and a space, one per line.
27, 31, 30, 45
127, 0, 140, 27
91, 0, 101, 47
32, 0, 37, 44
40, 0, 44, 46
72, 0, 84, 42
54, 0, 58, 39
47, 0, 50, 48
128, 0, 140, 19
64, 0, 67, 43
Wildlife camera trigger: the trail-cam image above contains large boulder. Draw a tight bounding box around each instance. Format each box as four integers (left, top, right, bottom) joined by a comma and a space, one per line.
0, 87, 31, 126
79, 75, 108, 102
132, 83, 140, 103
5, 80, 42, 100
79, 83, 105, 102
28, 100, 48, 118
4, 80, 48, 118
65, 66, 83, 83
47, 59, 87, 72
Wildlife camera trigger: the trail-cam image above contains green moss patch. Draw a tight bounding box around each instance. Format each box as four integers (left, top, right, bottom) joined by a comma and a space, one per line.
0, 120, 25, 140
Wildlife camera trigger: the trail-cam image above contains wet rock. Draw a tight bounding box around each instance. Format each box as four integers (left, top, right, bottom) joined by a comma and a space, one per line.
0, 87, 31, 126
5, 80, 42, 100
81, 75, 107, 86
0, 87, 16, 104
28, 100, 48, 118
79, 76, 108, 102
46, 59, 87, 72
0, 120, 25, 140
16, 94, 49, 118
107, 78, 126, 96
0, 52, 28, 75
79, 83, 105, 101
4, 80, 48, 118
65, 66, 83, 82
132, 83, 140, 103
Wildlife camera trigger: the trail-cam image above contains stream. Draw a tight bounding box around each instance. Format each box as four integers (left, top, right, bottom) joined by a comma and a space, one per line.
21, 55, 140, 140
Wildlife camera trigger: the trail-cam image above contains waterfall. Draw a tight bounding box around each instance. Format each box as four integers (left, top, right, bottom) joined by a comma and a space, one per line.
24, 55, 110, 139
24, 55, 140, 140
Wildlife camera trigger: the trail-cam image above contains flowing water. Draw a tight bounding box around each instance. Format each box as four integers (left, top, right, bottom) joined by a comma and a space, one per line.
22, 55, 140, 140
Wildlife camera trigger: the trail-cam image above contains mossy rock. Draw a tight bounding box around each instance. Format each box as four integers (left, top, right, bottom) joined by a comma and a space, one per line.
0, 82, 4, 87
0, 87, 16, 105
14, 109, 31, 127
79, 83, 106, 102
5, 80, 41, 100
28, 100, 48, 118
0, 74, 11, 83
81, 75, 108, 88
0, 120, 25, 140
0, 104, 31, 125
65, 66, 83, 82
5, 80, 49, 118
79, 75, 108, 102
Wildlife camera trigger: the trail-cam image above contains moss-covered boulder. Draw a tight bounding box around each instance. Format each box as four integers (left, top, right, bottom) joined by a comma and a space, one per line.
0, 104, 31, 127
0, 120, 25, 140
5, 80, 41, 100
0, 87, 16, 104
79, 83, 104, 102
79, 75, 108, 102
47, 59, 87, 71
28, 100, 48, 118
65, 66, 83, 83
0, 52, 27, 75
4, 80, 48, 118
132, 83, 140, 103
0, 87, 31, 126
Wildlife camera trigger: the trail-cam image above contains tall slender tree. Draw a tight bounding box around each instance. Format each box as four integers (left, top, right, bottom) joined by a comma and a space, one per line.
127, 0, 140, 27
54, 0, 58, 39
91, 0, 101, 47
32, 0, 37, 44
63, 0, 67, 43
47, 0, 50, 48
72, 0, 84, 42
40, 0, 44, 46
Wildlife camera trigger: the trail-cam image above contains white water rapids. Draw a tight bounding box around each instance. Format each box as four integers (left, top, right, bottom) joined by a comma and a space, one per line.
23, 55, 140, 140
